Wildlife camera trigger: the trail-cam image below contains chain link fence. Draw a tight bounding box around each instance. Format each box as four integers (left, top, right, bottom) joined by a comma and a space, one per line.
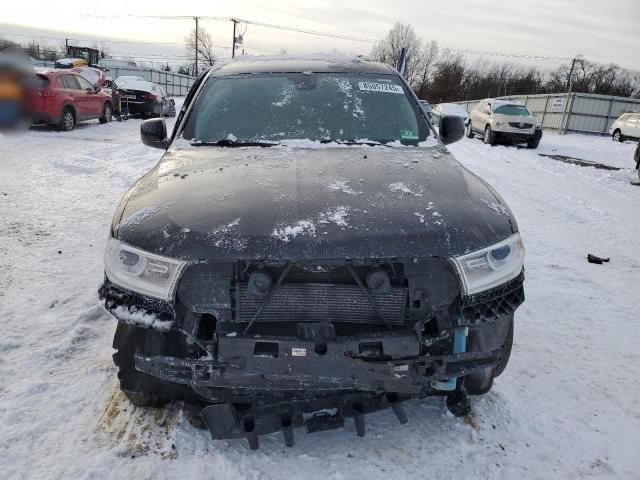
31, 60, 196, 97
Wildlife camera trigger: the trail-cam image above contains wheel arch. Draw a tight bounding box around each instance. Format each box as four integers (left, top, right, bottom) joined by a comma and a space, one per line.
61, 102, 76, 118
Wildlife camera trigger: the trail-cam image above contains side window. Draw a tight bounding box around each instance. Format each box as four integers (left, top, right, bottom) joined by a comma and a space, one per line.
64, 75, 81, 90
75, 75, 93, 90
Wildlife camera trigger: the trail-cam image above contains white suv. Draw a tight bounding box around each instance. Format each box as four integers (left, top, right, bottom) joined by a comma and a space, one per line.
467, 99, 542, 149
609, 112, 640, 142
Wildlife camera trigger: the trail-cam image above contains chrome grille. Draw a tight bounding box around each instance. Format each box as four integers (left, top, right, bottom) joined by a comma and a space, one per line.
508, 122, 533, 129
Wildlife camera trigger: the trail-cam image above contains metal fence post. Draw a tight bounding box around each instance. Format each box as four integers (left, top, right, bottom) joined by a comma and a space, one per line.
540, 95, 550, 129
565, 93, 576, 134
604, 97, 614, 135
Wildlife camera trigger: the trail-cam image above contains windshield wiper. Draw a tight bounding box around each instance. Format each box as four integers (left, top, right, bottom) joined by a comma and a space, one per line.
319, 139, 388, 146
192, 139, 278, 147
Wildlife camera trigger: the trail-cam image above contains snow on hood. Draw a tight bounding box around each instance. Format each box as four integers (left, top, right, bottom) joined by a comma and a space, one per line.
440, 103, 469, 118
115, 78, 154, 93
116, 145, 515, 261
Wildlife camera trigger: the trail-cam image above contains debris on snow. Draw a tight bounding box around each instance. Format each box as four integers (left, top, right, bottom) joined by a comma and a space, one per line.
587, 254, 610, 264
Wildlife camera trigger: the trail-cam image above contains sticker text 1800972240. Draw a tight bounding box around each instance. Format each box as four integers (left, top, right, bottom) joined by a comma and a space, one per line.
358, 82, 404, 94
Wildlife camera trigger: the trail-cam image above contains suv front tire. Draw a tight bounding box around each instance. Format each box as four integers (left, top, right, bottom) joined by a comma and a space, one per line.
99, 103, 113, 124
466, 122, 474, 138
483, 125, 495, 145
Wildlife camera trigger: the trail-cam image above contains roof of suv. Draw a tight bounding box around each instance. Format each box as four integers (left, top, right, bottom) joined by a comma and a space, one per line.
211, 55, 395, 77
486, 99, 525, 107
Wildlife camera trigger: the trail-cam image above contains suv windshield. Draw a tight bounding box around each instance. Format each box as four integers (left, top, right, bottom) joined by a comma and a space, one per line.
182, 73, 428, 145
493, 104, 531, 116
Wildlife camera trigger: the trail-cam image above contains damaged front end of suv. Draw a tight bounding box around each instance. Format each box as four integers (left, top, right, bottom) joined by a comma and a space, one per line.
100, 56, 525, 449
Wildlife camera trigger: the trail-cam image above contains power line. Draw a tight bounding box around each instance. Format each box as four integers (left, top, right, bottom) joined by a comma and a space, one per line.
4, 21, 639, 73
235, 18, 377, 43
450, 47, 572, 62
80, 14, 378, 43
0, 28, 581, 63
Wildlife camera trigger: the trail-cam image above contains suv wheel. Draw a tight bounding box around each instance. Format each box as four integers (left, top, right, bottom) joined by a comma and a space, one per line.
58, 107, 75, 131
165, 102, 176, 117
483, 125, 495, 145
99, 103, 112, 124
494, 320, 513, 377
527, 137, 541, 149
112, 323, 184, 407
612, 129, 622, 142
465, 122, 474, 138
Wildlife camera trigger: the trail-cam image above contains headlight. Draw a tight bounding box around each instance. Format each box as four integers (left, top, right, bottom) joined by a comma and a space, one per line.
452, 233, 525, 295
104, 237, 188, 301
494, 120, 504, 127
535, 124, 542, 130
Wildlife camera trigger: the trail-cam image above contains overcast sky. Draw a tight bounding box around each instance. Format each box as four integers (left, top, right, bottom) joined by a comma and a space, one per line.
1, 0, 639, 70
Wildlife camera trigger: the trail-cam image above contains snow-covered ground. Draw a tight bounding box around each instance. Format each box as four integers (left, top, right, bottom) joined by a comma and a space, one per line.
1, 114, 639, 479
536, 132, 637, 170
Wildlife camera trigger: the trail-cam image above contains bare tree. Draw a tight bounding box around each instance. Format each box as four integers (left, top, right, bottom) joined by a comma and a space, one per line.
370, 23, 424, 88
177, 64, 192, 76
96, 41, 112, 59
414, 40, 439, 97
371, 25, 640, 101
185, 26, 216, 72
0, 37, 19, 51
428, 53, 466, 102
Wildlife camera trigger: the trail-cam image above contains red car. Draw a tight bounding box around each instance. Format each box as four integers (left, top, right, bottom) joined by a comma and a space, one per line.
29, 69, 113, 131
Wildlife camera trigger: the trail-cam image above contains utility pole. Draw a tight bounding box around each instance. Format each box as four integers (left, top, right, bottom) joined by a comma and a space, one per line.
194, 16, 199, 75
231, 18, 238, 58
560, 57, 578, 135
565, 57, 577, 92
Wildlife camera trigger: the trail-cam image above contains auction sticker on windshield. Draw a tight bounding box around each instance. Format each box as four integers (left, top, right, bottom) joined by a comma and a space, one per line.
358, 82, 403, 94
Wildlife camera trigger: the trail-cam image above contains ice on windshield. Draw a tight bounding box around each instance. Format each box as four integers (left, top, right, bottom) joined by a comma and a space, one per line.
182, 73, 428, 145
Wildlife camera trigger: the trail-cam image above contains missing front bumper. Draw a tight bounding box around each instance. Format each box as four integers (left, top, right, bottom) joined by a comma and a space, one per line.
134, 345, 498, 448
134, 346, 500, 394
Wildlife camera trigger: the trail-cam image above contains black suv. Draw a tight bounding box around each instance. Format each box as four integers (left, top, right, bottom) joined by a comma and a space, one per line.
101, 56, 525, 449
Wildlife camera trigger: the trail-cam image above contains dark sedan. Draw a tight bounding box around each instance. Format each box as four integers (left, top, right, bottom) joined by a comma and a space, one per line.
101, 56, 525, 449
113, 76, 175, 118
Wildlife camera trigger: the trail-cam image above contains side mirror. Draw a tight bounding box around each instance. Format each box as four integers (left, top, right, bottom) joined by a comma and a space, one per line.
170, 98, 175, 105
439, 115, 465, 145
141, 118, 169, 149
94, 85, 101, 93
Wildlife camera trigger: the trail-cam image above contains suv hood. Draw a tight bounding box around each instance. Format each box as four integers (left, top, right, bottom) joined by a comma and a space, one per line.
116, 146, 515, 261
493, 113, 537, 126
